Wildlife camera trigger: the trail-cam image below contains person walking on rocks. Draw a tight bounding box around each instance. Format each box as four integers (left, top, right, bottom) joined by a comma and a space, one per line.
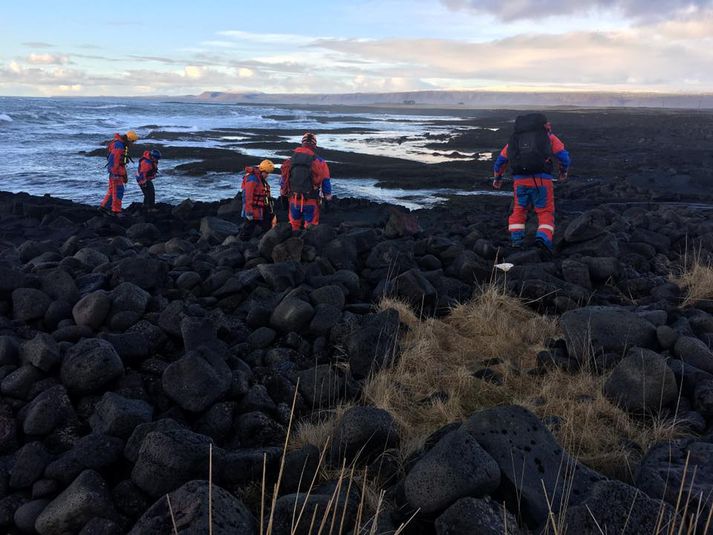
279, 132, 332, 230
101, 130, 139, 215
240, 159, 276, 240
136, 149, 161, 211
492, 114, 570, 251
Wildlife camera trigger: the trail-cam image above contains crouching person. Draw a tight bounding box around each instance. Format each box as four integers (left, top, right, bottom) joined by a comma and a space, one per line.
240, 159, 276, 241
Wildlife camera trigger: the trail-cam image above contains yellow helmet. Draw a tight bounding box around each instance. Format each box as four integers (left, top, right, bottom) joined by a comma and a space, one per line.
125, 130, 139, 142
258, 159, 275, 173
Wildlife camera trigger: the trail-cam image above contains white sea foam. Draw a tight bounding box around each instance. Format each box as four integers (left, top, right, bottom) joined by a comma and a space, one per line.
0, 113, 13, 122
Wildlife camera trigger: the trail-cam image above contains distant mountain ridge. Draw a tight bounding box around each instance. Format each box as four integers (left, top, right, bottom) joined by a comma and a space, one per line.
183, 90, 713, 109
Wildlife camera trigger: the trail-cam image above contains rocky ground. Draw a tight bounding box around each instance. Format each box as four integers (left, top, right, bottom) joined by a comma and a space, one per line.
1, 162, 713, 534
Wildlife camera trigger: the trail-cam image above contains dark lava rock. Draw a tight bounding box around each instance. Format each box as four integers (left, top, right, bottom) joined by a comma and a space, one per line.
19, 385, 75, 436
271, 490, 357, 535
72, 291, 111, 330
128, 480, 256, 535
12, 288, 52, 322
564, 480, 679, 534
79, 517, 123, 535
1, 364, 43, 400
112, 256, 167, 291
13, 499, 49, 534
35, 470, 116, 535
20, 334, 60, 372
329, 406, 399, 467
10, 441, 50, 489
131, 428, 212, 497
41, 269, 80, 304
60, 338, 124, 393
200, 216, 241, 243
270, 298, 315, 333
124, 419, 186, 463
309, 285, 346, 309
258, 222, 293, 258
0, 336, 19, 366
109, 281, 150, 316
344, 308, 400, 379
258, 261, 304, 291
673, 336, 713, 375
162, 348, 231, 412
603, 347, 678, 412
636, 437, 713, 519
272, 236, 304, 263
435, 496, 523, 535
563, 209, 607, 243
405, 429, 500, 514
44, 433, 124, 484
309, 303, 342, 336
657, 325, 679, 349
463, 405, 605, 528
560, 306, 657, 361
89, 392, 154, 438
127, 222, 160, 243
282, 445, 321, 494
296, 365, 348, 408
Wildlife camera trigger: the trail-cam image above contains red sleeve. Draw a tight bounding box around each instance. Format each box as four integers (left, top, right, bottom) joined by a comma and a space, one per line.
280, 159, 291, 196
312, 159, 330, 186
243, 177, 257, 217
549, 134, 565, 153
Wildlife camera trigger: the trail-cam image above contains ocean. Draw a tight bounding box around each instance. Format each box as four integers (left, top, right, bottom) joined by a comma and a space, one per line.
0, 97, 503, 210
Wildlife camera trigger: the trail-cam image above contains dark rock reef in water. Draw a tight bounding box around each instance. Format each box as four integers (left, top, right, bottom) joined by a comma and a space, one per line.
0, 184, 712, 534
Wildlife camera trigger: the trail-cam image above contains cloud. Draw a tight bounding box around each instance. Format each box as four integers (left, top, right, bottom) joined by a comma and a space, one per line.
441, 0, 713, 21
27, 54, 70, 65
22, 42, 53, 49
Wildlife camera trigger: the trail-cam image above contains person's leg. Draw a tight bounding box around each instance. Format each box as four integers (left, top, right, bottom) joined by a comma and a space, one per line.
303, 200, 320, 228
146, 181, 155, 208
534, 180, 555, 250
100, 179, 113, 209
239, 219, 257, 241
288, 198, 303, 231
508, 180, 530, 246
111, 181, 124, 213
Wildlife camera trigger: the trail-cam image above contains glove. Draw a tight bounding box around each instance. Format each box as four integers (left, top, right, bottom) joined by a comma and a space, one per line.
245, 213, 254, 221
279, 196, 289, 211
492, 178, 503, 190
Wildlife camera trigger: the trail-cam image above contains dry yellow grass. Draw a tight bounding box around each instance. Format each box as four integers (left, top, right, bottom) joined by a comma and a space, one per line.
296, 283, 682, 480
673, 256, 713, 307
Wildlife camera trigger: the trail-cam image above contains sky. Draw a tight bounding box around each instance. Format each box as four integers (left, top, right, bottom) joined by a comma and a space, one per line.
1, 0, 712, 96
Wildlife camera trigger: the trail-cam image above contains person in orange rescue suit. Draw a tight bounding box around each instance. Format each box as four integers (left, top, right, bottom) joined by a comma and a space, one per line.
279, 132, 332, 230
240, 159, 276, 241
101, 130, 139, 214
492, 113, 571, 252
135, 149, 161, 211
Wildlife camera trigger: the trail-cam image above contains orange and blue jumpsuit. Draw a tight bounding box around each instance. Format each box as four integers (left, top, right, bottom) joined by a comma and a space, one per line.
494, 134, 570, 249
101, 134, 129, 213
280, 147, 332, 230
241, 167, 272, 228
136, 151, 159, 208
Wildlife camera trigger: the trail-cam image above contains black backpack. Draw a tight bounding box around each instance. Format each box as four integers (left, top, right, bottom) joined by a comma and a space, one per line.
508, 113, 553, 175
288, 151, 316, 195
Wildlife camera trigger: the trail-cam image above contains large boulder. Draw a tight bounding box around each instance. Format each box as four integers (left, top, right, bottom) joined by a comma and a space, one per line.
19, 385, 75, 436
270, 298, 314, 333
72, 291, 112, 330
405, 429, 500, 514
258, 261, 304, 291
564, 480, 679, 534
40, 269, 80, 304
344, 309, 400, 379
673, 336, 713, 375
603, 347, 678, 412
20, 334, 60, 372
89, 392, 154, 438
12, 288, 52, 322
200, 216, 241, 243
109, 282, 150, 316
463, 405, 605, 528
329, 406, 399, 467
44, 433, 124, 485
636, 437, 713, 520
35, 470, 117, 535
560, 306, 657, 362
9, 441, 50, 489
272, 237, 303, 263
128, 480, 256, 535
162, 349, 231, 412
258, 223, 293, 259
60, 338, 124, 393
435, 497, 523, 535
563, 209, 607, 243
131, 428, 212, 497
112, 256, 167, 291
384, 207, 422, 238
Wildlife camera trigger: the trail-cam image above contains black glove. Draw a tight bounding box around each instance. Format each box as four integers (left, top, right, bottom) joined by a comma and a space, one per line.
279, 195, 289, 211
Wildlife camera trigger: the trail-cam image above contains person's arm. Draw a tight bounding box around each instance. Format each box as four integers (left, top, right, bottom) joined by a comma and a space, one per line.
315, 159, 332, 200
279, 160, 291, 197
549, 134, 571, 180
243, 176, 258, 219
492, 144, 509, 188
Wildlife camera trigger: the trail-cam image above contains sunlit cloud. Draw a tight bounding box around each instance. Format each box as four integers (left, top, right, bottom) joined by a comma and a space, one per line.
27, 53, 70, 65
